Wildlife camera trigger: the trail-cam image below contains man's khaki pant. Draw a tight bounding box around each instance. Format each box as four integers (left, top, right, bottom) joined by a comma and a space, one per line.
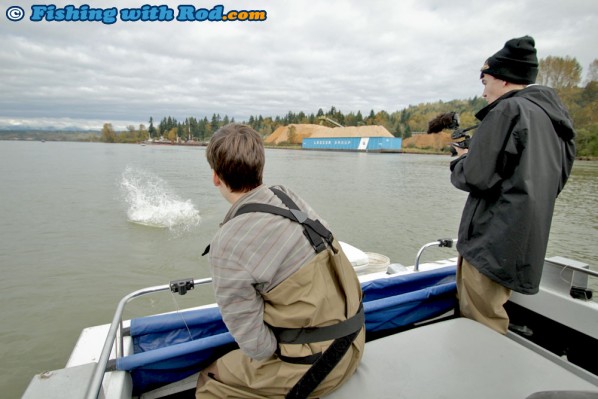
457, 257, 512, 334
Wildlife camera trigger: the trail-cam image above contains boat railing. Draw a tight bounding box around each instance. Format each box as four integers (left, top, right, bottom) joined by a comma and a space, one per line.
554, 260, 598, 300
568, 266, 598, 279
413, 239, 598, 280
414, 238, 458, 271
86, 277, 213, 399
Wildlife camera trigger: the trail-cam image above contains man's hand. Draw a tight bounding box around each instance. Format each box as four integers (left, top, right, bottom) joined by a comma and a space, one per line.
452, 144, 469, 157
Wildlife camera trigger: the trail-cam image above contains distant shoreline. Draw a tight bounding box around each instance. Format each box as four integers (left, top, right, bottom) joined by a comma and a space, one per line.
2, 138, 595, 161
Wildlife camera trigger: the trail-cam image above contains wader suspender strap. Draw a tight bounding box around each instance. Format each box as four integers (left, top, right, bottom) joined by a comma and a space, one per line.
235, 188, 333, 253
200, 187, 332, 256
285, 328, 361, 399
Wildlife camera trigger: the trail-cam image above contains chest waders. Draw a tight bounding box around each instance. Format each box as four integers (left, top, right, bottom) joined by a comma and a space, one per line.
205, 187, 364, 399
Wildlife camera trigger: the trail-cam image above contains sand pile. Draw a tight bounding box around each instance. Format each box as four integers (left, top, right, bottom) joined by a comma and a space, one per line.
265, 124, 394, 145
402, 132, 453, 152
265, 124, 327, 145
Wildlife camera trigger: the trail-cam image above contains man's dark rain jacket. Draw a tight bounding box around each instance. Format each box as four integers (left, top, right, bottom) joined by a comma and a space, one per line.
450, 85, 576, 294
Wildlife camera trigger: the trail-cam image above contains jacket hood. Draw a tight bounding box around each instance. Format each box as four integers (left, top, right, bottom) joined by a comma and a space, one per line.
476, 85, 575, 142
515, 85, 576, 141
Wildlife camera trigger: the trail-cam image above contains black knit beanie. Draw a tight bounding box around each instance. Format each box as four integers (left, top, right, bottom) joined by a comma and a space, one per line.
480, 35, 538, 84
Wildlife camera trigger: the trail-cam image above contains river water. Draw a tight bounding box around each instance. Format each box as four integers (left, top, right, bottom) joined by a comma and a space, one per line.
1, 141, 596, 397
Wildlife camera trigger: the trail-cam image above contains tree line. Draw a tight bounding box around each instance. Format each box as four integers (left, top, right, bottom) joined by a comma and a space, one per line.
98, 115, 237, 144
97, 56, 596, 157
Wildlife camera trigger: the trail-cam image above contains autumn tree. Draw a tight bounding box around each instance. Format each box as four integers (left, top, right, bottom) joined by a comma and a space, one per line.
458, 112, 477, 128
537, 56, 582, 88
101, 123, 116, 143
586, 59, 598, 84
167, 127, 178, 143
138, 124, 148, 141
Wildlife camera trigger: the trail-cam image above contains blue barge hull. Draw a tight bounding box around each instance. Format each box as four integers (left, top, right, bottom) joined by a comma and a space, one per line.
302, 137, 402, 152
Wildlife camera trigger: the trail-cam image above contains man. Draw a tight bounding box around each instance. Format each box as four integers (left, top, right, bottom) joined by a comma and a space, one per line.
197, 123, 365, 398
450, 36, 576, 334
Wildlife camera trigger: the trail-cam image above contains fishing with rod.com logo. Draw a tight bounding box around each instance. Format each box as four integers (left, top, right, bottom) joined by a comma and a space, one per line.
5, 3, 267, 24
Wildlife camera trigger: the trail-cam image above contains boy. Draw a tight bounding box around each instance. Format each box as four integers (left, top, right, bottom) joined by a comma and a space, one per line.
197, 123, 364, 398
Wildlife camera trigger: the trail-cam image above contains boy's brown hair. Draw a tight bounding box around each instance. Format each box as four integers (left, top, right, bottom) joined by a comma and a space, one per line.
206, 123, 265, 192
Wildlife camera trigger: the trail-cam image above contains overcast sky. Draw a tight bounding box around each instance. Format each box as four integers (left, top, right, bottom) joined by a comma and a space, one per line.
1, 0, 596, 130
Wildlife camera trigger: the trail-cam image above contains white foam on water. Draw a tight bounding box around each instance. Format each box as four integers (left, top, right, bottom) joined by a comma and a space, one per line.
121, 167, 201, 232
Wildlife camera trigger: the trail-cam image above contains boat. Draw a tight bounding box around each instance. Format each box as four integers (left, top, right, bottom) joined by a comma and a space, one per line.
23, 239, 598, 399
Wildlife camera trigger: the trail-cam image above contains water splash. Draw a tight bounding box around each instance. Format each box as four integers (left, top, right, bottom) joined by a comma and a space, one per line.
121, 167, 201, 231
